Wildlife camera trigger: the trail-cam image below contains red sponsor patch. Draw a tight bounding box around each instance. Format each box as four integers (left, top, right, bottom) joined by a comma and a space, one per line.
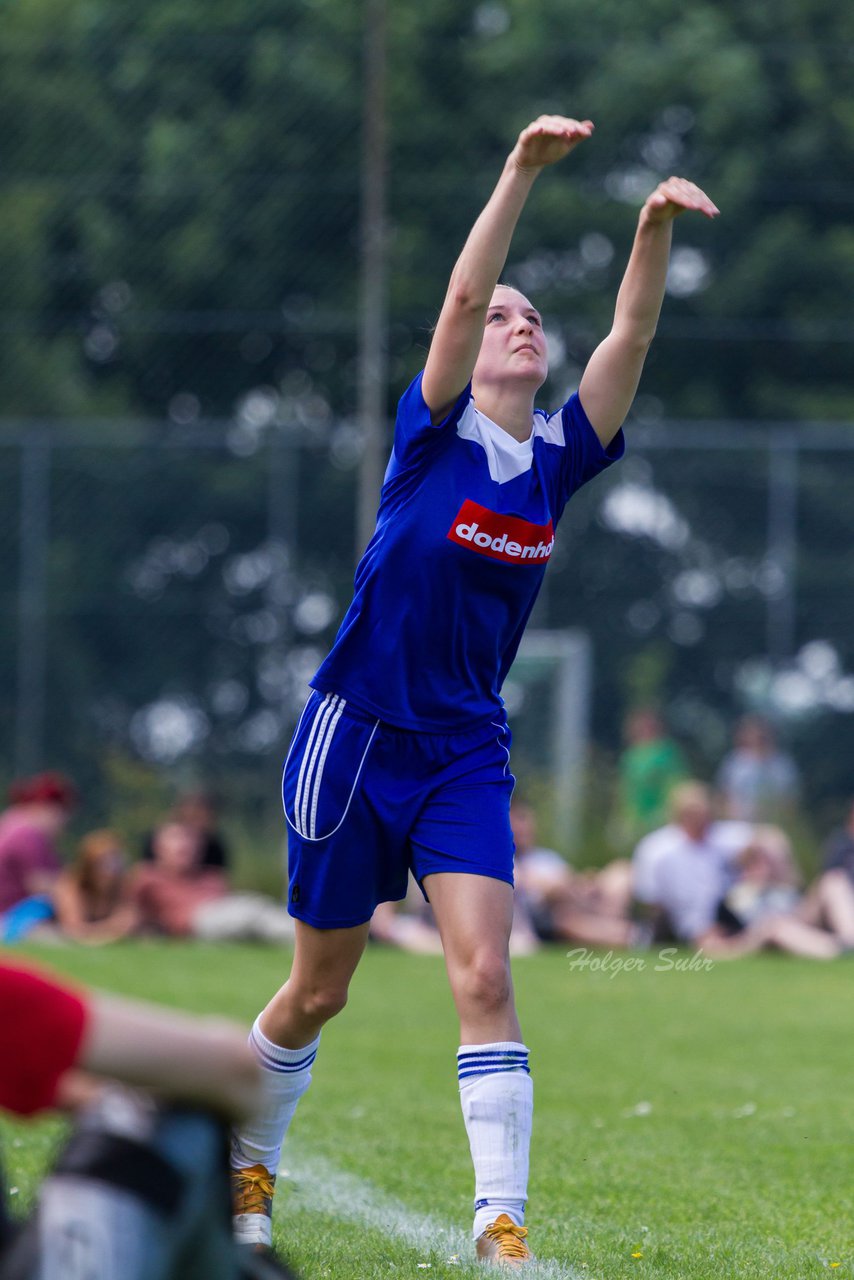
446, 499, 554, 565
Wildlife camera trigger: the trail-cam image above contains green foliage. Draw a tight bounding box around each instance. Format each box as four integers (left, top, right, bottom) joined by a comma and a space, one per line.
2, 0, 852, 422
1, 0, 854, 818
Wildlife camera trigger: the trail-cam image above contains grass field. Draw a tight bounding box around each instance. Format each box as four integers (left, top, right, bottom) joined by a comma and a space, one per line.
2, 940, 852, 1278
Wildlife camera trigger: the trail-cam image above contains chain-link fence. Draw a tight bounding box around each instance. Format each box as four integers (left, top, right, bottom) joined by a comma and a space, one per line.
4, 418, 854, 842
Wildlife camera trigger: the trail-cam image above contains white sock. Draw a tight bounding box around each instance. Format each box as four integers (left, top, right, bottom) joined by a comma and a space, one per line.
231, 1018, 320, 1174
457, 1042, 533, 1239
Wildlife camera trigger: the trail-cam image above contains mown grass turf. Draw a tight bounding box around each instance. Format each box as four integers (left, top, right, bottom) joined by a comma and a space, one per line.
2, 941, 852, 1278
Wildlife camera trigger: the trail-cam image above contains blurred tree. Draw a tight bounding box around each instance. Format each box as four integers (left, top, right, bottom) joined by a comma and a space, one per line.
2, 0, 852, 421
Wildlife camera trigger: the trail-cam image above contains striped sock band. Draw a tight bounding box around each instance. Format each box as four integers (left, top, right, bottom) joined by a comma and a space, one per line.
249, 1020, 320, 1075
457, 1042, 530, 1083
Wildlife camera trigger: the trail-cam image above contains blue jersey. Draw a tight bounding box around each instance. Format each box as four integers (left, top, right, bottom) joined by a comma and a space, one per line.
312, 372, 624, 731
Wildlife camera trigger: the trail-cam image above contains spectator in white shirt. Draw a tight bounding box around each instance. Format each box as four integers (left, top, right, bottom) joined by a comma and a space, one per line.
632, 782, 839, 958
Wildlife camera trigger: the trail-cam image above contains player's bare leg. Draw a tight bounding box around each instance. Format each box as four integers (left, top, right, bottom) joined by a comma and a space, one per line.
427, 872, 534, 1267
232, 920, 370, 1249
260, 918, 370, 1045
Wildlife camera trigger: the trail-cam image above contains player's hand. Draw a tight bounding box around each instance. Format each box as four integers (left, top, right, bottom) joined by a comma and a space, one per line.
511, 114, 594, 172
641, 176, 719, 224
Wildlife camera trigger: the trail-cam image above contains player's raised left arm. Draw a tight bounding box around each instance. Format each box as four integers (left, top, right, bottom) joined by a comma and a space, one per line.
578, 177, 719, 447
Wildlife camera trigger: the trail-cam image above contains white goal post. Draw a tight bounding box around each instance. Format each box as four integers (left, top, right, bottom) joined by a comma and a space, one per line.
505, 629, 592, 857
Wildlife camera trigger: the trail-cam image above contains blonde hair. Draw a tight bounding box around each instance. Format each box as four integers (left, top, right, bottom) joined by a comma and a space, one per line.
669, 781, 712, 820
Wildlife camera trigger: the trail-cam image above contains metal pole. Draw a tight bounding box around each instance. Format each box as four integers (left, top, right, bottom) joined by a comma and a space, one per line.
15, 431, 51, 773
268, 431, 299, 553
553, 630, 592, 858
267, 428, 298, 631
766, 435, 798, 664
355, 0, 389, 560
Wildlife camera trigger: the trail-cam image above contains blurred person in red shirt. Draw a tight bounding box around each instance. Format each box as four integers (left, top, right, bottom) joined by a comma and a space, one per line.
0, 960, 296, 1278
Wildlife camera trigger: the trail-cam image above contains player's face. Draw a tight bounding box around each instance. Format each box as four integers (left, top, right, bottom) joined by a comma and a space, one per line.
474, 288, 548, 391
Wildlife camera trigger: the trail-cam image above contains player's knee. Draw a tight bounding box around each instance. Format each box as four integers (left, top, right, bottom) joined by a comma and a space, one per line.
458, 950, 512, 1015
295, 983, 349, 1024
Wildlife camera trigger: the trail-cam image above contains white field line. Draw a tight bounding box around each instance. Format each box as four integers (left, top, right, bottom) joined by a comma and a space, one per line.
279, 1150, 585, 1279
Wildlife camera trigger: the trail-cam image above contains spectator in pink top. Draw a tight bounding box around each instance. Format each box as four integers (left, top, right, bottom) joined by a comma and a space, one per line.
0, 772, 77, 915
130, 821, 294, 944
130, 821, 228, 937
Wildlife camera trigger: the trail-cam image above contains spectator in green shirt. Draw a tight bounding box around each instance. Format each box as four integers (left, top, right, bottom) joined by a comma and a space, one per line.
616, 707, 687, 847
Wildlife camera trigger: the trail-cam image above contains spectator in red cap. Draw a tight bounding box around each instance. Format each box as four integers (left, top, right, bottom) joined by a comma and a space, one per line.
0, 772, 77, 935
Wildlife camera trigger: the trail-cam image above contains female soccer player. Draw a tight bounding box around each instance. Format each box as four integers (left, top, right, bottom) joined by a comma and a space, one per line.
232, 114, 717, 1266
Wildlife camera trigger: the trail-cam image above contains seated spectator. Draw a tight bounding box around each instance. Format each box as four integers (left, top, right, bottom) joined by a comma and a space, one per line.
720, 826, 804, 927
51, 829, 138, 944
632, 782, 751, 934
0, 772, 77, 942
511, 797, 576, 934
369, 799, 640, 956
0, 960, 296, 1278
822, 800, 854, 884
370, 869, 539, 956
370, 873, 539, 955
615, 707, 688, 846
142, 789, 231, 870
511, 798, 638, 949
633, 782, 840, 958
795, 803, 854, 947
370, 891, 445, 955
716, 715, 799, 822
131, 822, 294, 945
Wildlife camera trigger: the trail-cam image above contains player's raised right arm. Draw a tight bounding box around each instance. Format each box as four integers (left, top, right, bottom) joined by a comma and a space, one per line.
421, 115, 593, 422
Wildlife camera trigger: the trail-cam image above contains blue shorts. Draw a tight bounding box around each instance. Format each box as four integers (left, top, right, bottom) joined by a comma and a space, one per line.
282, 690, 516, 929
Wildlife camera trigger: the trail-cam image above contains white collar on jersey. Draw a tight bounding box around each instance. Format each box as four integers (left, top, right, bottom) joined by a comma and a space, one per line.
456, 401, 566, 485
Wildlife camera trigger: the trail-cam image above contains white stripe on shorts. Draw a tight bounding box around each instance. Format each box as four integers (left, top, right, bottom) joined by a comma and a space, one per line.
283, 691, 379, 844
298, 693, 342, 837
308, 695, 346, 839
293, 692, 333, 837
